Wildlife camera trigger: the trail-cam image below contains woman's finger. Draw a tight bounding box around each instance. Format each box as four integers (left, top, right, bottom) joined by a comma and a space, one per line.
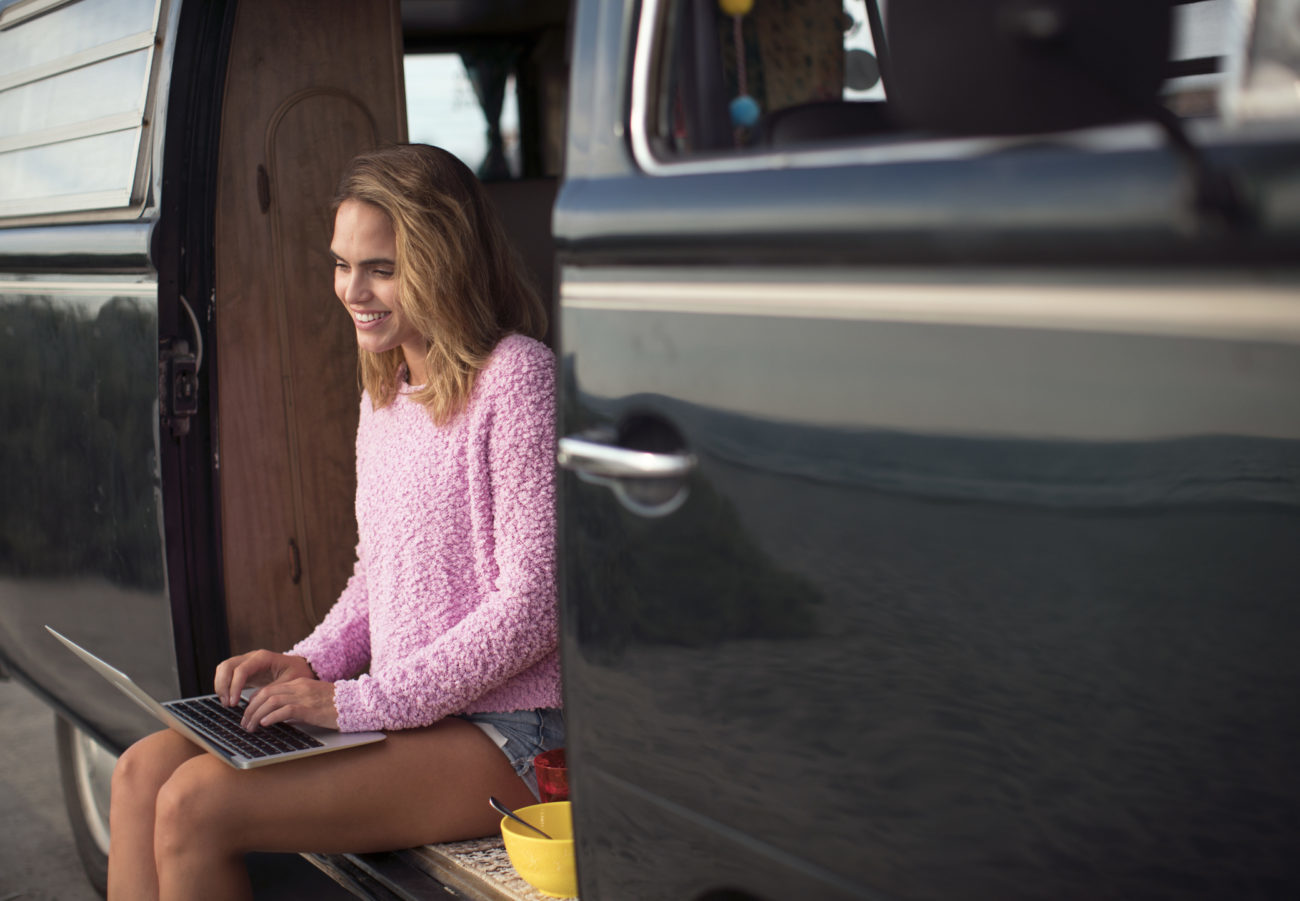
221, 649, 275, 706
242, 679, 337, 731
213, 652, 245, 702
239, 682, 277, 730
215, 651, 251, 705
224, 655, 258, 706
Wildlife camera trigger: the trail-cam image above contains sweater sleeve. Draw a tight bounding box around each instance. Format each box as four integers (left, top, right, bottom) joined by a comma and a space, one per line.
288, 548, 372, 682
331, 345, 556, 731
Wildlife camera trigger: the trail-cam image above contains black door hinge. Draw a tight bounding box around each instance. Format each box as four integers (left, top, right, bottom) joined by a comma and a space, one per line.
160, 337, 199, 437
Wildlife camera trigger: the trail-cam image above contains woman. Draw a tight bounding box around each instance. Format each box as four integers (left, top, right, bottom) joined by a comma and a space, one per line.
108, 144, 560, 901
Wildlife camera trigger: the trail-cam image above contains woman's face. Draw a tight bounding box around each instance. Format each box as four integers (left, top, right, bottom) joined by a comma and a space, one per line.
331, 199, 428, 382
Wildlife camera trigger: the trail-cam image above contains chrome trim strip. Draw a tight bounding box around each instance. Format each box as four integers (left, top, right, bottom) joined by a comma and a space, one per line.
0, 278, 155, 296
626, 0, 666, 172
0, 221, 153, 266
563, 278, 1300, 344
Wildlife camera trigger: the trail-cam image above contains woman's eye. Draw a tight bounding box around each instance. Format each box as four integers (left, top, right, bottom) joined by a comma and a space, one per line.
374, 269, 394, 279
333, 261, 348, 272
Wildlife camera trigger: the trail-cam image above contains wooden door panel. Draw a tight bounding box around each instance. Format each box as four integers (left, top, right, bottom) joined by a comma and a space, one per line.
214, 0, 405, 655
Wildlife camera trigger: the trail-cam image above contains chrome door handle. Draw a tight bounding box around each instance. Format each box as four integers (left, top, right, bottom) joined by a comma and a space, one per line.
557, 436, 696, 479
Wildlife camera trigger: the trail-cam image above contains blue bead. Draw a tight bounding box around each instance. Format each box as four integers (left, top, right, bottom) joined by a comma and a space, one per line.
730, 95, 760, 128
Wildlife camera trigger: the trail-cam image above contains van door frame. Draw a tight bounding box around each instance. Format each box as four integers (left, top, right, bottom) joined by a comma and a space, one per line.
153, 0, 239, 695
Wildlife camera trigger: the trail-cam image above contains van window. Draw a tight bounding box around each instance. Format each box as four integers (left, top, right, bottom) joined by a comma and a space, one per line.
405, 52, 522, 180
637, 0, 1276, 162
0, 0, 166, 219
643, 0, 884, 156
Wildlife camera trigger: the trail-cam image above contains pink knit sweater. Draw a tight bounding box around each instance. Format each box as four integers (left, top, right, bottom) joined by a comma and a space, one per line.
290, 334, 560, 732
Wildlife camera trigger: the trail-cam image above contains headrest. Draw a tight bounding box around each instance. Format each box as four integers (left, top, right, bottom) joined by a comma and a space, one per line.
885, 0, 1174, 135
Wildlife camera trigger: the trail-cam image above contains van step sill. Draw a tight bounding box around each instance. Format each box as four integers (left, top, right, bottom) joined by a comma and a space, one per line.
302, 851, 414, 900
404, 837, 565, 901
308, 836, 570, 901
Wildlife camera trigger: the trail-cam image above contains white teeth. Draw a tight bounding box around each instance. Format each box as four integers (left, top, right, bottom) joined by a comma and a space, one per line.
355, 311, 388, 323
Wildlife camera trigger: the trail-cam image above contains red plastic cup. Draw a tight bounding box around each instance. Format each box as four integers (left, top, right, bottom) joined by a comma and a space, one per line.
534, 748, 568, 802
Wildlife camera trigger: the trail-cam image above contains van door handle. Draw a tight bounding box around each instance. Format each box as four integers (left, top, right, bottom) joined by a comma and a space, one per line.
557, 436, 696, 479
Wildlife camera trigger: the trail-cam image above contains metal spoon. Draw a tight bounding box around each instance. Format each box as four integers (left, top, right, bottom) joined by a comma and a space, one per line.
489, 796, 553, 840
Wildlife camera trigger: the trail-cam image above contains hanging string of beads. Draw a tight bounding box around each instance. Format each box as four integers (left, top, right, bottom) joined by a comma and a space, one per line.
721, 0, 760, 138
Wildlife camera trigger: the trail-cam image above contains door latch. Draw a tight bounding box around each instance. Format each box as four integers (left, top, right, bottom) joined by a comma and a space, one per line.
160, 337, 199, 437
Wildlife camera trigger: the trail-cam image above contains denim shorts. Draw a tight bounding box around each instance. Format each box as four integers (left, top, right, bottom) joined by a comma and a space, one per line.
457, 708, 565, 800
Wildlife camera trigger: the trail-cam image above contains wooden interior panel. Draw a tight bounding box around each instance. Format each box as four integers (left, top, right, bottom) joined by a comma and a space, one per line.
214, 0, 405, 654
269, 92, 386, 626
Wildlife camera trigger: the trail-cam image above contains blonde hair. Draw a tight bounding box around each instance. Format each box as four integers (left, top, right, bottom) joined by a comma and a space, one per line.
332, 144, 546, 423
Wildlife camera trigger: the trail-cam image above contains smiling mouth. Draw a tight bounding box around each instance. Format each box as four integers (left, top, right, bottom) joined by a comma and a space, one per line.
354, 310, 390, 324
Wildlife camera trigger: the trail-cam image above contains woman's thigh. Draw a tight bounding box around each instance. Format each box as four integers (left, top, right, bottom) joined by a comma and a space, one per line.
158, 716, 534, 855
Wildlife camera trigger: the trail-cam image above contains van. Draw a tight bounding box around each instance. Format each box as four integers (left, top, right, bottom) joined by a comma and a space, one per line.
2, 1, 1297, 899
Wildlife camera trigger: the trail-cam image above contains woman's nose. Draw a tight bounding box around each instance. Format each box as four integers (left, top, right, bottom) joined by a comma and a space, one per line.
340, 272, 367, 304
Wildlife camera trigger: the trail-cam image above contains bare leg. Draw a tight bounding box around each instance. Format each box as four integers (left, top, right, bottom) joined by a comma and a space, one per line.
108, 730, 203, 901
151, 717, 535, 901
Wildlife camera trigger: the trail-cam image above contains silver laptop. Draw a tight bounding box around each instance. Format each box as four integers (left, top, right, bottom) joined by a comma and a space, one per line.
46, 626, 385, 769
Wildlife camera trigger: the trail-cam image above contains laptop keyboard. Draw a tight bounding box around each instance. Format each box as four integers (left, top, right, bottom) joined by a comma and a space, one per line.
168, 696, 324, 759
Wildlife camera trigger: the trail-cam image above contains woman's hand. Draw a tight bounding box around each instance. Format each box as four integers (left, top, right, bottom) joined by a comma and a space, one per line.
239, 677, 339, 731
214, 650, 316, 708
213, 650, 338, 731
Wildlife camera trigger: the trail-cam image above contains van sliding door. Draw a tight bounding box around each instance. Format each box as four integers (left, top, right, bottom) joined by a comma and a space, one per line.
556, 1, 1300, 899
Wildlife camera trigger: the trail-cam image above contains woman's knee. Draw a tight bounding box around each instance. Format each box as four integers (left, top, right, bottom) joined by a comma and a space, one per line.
153, 757, 242, 859
112, 730, 189, 810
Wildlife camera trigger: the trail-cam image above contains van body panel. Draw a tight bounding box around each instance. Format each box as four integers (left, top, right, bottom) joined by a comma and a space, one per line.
0, 276, 178, 750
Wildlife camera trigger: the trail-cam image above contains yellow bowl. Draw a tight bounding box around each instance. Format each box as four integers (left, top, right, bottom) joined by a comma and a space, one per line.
499, 800, 577, 898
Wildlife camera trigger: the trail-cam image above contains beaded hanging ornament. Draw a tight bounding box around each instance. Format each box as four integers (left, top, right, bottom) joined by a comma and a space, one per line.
721, 0, 760, 131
